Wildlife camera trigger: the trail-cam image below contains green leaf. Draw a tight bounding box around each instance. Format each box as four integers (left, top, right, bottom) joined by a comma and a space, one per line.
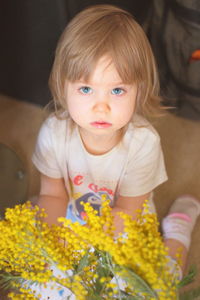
0, 271, 43, 293
0, 272, 25, 291
120, 289, 146, 300
87, 293, 103, 300
76, 252, 90, 273
178, 266, 197, 288
93, 266, 111, 294
114, 266, 158, 299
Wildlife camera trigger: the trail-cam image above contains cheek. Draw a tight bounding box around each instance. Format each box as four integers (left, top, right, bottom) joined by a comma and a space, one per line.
116, 100, 135, 122
68, 105, 81, 121
67, 99, 79, 120
67, 100, 88, 124
126, 97, 136, 117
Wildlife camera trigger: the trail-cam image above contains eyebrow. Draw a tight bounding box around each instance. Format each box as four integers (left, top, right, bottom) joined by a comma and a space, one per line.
75, 80, 126, 86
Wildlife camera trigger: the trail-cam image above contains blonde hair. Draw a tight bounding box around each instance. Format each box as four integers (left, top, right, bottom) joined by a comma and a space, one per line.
49, 4, 164, 120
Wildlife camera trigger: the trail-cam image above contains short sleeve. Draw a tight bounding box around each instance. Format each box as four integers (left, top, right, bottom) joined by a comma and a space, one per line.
32, 117, 63, 178
119, 128, 168, 197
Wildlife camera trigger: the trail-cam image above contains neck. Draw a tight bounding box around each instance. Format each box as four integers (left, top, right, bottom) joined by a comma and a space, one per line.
78, 128, 123, 155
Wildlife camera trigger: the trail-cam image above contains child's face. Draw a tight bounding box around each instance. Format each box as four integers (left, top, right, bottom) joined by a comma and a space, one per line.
65, 56, 137, 142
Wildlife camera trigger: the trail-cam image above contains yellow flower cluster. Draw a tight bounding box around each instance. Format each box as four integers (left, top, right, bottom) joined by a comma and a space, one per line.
0, 199, 180, 299
0, 203, 51, 281
0, 201, 90, 299
59, 199, 179, 299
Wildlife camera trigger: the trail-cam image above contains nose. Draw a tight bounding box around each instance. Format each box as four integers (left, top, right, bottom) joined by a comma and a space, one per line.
93, 98, 110, 113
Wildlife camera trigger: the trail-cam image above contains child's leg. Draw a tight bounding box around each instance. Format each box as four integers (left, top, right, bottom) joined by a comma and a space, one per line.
164, 239, 187, 271
162, 195, 200, 273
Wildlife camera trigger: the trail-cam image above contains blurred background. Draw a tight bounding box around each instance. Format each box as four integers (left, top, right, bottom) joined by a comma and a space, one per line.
0, 0, 150, 107
1, 0, 199, 116
0, 0, 200, 297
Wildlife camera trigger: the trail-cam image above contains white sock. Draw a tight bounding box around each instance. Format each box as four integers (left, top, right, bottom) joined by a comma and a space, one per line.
162, 195, 200, 250
162, 215, 192, 250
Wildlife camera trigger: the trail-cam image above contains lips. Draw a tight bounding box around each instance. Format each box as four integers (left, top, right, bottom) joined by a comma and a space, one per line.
90, 121, 112, 128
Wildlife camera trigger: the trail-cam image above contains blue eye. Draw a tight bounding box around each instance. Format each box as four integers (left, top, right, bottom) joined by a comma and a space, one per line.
79, 86, 92, 94
111, 88, 124, 95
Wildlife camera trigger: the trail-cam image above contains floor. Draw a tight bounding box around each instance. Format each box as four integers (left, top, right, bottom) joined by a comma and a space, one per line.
0, 94, 200, 298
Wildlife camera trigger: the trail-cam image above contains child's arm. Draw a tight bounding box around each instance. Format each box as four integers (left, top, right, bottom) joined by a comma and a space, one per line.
111, 192, 151, 236
37, 173, 69, 225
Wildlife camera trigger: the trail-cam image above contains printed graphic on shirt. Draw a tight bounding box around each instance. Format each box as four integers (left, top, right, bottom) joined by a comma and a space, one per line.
66, 174, 113, 224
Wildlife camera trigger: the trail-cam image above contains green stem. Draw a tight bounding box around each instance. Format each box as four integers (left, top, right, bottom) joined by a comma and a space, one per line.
105, 252, 123, 300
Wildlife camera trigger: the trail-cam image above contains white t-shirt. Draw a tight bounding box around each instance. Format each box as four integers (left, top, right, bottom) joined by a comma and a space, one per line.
32, 115, 167, 224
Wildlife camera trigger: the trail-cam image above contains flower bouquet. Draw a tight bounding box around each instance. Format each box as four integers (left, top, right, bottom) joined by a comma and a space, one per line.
0, 197, 198, 300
